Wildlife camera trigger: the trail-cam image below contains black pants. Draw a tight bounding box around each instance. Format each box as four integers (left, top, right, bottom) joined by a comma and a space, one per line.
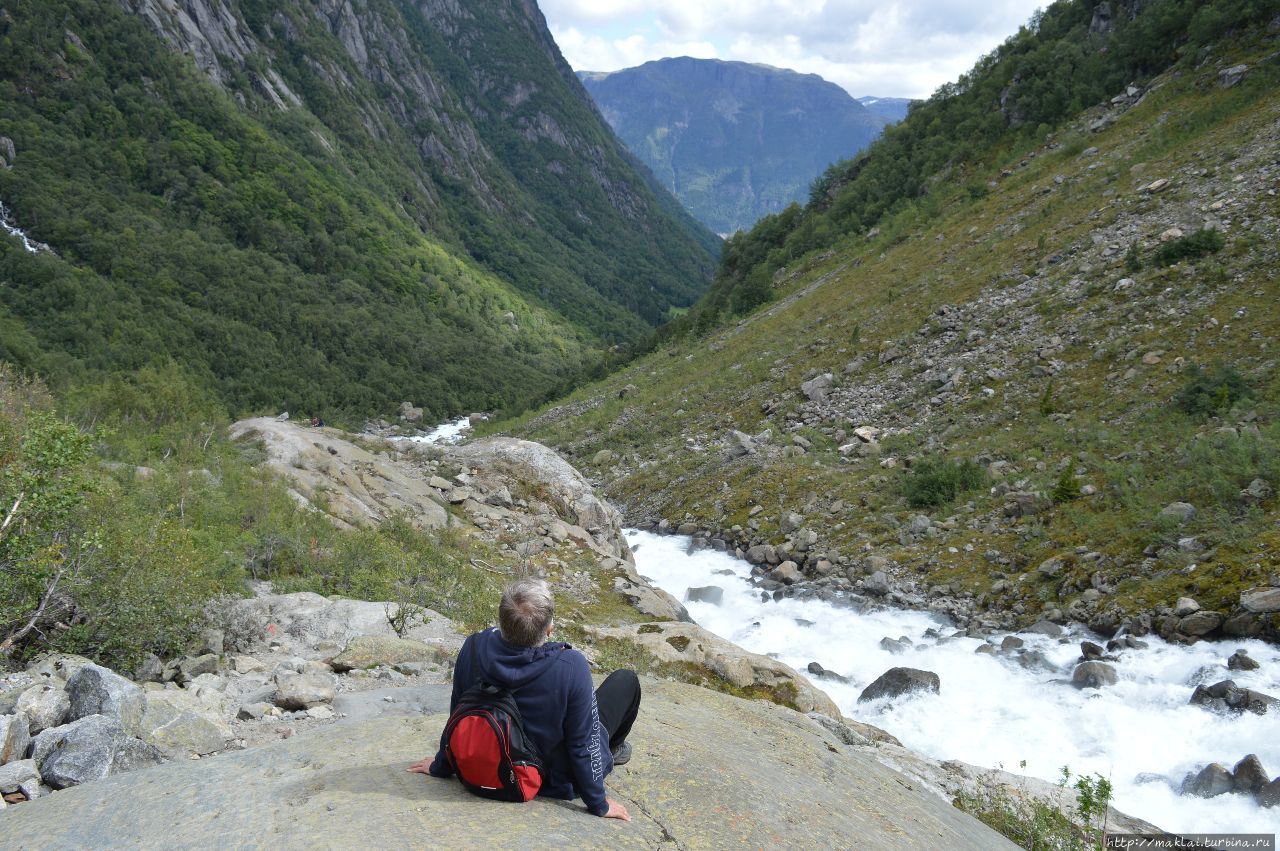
595, 669, 641, 751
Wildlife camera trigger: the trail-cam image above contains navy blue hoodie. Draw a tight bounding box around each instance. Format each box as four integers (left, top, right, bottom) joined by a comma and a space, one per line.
429, 628, 613, 815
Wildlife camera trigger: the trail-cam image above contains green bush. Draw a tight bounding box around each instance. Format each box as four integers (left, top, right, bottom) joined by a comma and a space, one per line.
1151, 228, 1225, 267
904, 458, 989, 508
1175, 364, 1250, 416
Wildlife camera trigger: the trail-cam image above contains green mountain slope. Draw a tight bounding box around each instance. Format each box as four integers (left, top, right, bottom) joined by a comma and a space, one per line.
0, 0, 717, 420
510, 1, 1280, 642
579, 58, 885, 235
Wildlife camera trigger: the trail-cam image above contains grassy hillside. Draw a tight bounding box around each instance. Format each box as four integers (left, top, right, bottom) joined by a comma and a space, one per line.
507, 23, 1280, 638
0, 0, 717, 422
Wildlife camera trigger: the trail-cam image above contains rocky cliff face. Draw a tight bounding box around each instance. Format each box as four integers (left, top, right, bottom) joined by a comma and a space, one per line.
579, 58, 886, 234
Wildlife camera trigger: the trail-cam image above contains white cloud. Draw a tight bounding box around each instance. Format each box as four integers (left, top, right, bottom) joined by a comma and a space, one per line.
541, 0, 1046, 98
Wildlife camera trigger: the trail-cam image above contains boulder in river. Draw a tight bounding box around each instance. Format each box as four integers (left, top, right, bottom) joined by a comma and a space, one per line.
1189, 679, 1280, 715
1182, 762, 1233, 798
1232, 754, 1270, 796
858, 667, 940, 702
1226, 649, 1260, 672
685, 586, 725, 605
1071, 661, 1118, 689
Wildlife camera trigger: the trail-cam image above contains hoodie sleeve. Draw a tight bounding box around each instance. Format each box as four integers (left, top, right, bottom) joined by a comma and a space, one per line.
429, 633, 474, 778
562, 653, 611, 816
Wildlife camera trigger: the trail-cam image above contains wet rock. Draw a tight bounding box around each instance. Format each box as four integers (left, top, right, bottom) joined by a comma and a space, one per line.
273, 673, 336, 710
1, 714, 32, 765
880, 637, 911, 655
32, 715, 164, 790
1232, 755, 1269, 795
806, 662, 850, 684
1227, 650, 1260, 672
685, 586, 725, 605
1079, 641, 1105, 661
66, 665, 145, 732
1025, 620, 1063, 638
1189, 679, 1280, 715
858, 667, 940, 702
1000, 636, 1025, 652
1071, 662, 1118, 689
1260, 778, 1280, 808
1182, 763, 1233, 798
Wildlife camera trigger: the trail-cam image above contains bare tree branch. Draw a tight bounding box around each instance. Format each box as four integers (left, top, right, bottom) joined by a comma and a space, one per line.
0, 563, 65, 657
0, 491, 24, 540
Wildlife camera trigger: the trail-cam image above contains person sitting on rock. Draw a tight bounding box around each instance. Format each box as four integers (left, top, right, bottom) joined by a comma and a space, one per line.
408, 577, 640, 820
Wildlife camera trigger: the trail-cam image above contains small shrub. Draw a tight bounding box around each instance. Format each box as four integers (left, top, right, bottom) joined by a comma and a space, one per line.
1052, 468, 1080, 503
1151, 228, 1224, 267
1124, 241, 1143, 272
1175, 364, 1250, 416
904, 459, 989, 508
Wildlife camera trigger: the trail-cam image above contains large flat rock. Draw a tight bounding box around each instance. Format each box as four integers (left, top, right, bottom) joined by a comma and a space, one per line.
1, 681, 1015, 849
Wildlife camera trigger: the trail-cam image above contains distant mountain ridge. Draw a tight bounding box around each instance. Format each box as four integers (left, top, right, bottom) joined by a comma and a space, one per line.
578, 58, 887, 234
857, 96, 914, 123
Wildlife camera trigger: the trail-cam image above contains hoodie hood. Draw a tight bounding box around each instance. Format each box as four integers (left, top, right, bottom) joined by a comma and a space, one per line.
473, 627, 570, 689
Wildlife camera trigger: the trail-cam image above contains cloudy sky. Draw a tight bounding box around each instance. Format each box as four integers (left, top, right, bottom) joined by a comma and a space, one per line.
541, 0, 1047, 99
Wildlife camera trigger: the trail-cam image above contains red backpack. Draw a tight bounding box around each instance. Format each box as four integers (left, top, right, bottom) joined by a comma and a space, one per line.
441, 647, 545, 802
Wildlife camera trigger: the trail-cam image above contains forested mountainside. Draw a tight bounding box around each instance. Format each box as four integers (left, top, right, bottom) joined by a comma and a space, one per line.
513, 0, 1280, 642
579, 58, 885, 235
0, 0, 718, 421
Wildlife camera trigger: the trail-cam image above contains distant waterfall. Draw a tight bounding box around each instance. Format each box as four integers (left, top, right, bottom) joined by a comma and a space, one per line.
0, 202, 52, 254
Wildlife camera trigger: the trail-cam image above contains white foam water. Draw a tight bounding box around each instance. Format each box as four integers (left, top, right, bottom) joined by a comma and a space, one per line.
627, 529, 1280, 834
0, 202, 51, 254
405, 416, 472, 445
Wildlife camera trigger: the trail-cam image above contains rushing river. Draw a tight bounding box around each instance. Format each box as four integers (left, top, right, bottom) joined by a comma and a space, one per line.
0, 202, 51, 254
627, 529, 1280, 834
406, 416, 472, 445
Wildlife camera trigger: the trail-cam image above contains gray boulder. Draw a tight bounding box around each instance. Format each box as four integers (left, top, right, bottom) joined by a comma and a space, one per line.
770, 562, 803, 585
1177, 611, 1223, 637
1025, 620, 1063, 638
800, 374, 833, 403
66, 664, 146, 732
1071, 662, 1118, 689
1259, 778, 1280, 808
15, 684, 70, 735
138, 690, 233, 756
806, 662, 850, 684
1159, 502, 1196, 523
1, 713, 32, 764
0, 758, 41, 799
32, 715, 164, 789
1232, 754, 1269, 795
685, 586, 725, 605
274, 673, 336, 710
1182, 763, 1233, 798
1240, 588, 1280, 614
1227, 650, 1260, 672
858, 668, 940, 703
1189, 679, 1280, 715
864, 571, 892, 596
